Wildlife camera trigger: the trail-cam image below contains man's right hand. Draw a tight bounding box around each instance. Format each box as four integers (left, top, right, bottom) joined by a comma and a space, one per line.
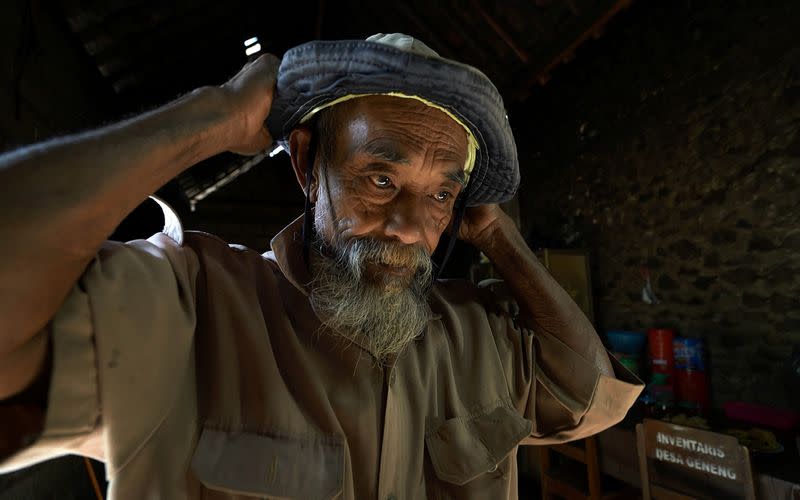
221, 53, 280, 156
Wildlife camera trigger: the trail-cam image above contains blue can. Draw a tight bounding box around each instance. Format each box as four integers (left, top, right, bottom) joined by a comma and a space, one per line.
673, 337, 705, 371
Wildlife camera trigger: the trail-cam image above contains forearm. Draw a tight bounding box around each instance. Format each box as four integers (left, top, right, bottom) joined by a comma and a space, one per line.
0, 86, 235, 358
0, 87, 232, 247
480, 219, 614, 376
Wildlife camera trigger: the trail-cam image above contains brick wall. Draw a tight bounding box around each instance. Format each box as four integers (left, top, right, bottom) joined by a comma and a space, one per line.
515, 0, 800, 408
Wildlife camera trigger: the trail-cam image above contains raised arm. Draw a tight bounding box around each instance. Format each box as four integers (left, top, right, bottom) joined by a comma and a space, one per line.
0, 54, 279, 399
460, 204, 614, 376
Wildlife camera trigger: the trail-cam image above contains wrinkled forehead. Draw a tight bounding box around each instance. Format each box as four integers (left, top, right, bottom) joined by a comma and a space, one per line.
345, 97, 468, 160
301, 94, 478, 181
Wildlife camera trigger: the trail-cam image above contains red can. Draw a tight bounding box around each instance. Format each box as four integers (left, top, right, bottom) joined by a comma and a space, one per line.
675, 369, 710, 410
647, 328, 675, 375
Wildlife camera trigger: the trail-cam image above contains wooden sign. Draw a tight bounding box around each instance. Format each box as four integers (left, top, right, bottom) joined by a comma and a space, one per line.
637, 419, 756, 500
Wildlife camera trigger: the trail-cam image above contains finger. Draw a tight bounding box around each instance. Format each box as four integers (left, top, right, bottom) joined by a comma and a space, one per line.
227, 53, 279, 90
248, 53, 280, 81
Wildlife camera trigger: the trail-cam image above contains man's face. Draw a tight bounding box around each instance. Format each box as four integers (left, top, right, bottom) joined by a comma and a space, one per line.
292, 96, 469, 359
314, 96, 468, 259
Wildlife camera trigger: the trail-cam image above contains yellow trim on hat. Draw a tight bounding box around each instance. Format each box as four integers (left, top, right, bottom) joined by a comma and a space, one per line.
299, 93, 478, 183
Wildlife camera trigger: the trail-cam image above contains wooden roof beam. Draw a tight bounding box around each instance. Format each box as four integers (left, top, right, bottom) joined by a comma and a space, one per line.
516, 0, 633, 99
471, 0, 530, 63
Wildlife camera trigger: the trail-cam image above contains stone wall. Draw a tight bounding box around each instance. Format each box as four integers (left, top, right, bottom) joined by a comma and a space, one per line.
515, 0, 800, 408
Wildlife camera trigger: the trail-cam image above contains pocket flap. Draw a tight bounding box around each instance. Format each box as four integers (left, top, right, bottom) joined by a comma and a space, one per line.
191, 428, 343, 500
425, 405, 532, 485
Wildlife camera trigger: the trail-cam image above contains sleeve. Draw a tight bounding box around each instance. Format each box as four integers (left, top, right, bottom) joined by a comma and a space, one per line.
481, 283, 644, 445
0, 232, 198, 474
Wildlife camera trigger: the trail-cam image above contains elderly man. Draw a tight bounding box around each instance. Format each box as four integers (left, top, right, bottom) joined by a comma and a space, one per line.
0, 34, 641, 499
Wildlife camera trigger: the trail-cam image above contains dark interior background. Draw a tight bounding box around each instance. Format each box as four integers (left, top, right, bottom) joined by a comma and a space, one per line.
1, 0, 798, 497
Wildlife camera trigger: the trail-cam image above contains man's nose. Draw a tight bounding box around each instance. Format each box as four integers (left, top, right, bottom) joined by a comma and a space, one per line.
383, 190, 426, 246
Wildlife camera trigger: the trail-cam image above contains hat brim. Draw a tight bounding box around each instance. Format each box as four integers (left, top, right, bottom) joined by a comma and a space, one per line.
267, 40, 519, 206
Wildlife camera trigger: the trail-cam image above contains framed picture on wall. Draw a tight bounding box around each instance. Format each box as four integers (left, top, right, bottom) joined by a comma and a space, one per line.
540, 249, 594, 323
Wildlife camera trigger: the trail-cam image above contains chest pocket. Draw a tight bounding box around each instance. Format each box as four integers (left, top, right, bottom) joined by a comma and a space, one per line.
191, 428, 344, 500
425, 405, 531, 499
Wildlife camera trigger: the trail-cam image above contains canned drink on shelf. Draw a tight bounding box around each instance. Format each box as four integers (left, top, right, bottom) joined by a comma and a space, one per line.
675, 368, 710, 410
647, 328, 675, 375
673, 336, 706, 371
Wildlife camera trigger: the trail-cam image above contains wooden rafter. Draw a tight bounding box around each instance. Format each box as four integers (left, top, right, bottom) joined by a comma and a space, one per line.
472, 0, 529, 63
517, 0, 633, 99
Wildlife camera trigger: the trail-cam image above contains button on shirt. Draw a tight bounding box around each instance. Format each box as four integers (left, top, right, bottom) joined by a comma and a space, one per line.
0, 209, 642, 499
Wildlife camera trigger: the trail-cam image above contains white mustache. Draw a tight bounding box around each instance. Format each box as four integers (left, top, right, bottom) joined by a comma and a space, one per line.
333, 237, 433, 283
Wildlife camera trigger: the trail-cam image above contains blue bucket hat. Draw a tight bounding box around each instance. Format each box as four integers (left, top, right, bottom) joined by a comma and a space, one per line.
267, 33, 519, 206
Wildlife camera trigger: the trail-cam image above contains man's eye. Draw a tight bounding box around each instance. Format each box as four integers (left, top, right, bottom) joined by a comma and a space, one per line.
433, 191, 452, 202
371, 175, 393, 188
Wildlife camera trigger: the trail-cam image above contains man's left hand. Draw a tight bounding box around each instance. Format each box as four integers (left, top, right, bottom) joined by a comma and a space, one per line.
457, 204, 514, 254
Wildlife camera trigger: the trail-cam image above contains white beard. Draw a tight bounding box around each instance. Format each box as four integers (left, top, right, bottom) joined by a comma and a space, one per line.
309, 234, 433, 362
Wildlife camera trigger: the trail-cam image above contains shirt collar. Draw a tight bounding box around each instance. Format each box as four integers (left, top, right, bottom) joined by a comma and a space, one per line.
264, 215, 313, 296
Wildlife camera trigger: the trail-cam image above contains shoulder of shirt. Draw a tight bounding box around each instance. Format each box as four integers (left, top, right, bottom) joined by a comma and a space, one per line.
433, 277, 509, 297
431, 277, 499, 306
431, 277, 516, 319
148, 195, 279, 267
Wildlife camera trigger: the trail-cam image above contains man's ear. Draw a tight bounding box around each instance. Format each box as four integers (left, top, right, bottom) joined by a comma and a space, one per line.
288, 127, 320, 203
